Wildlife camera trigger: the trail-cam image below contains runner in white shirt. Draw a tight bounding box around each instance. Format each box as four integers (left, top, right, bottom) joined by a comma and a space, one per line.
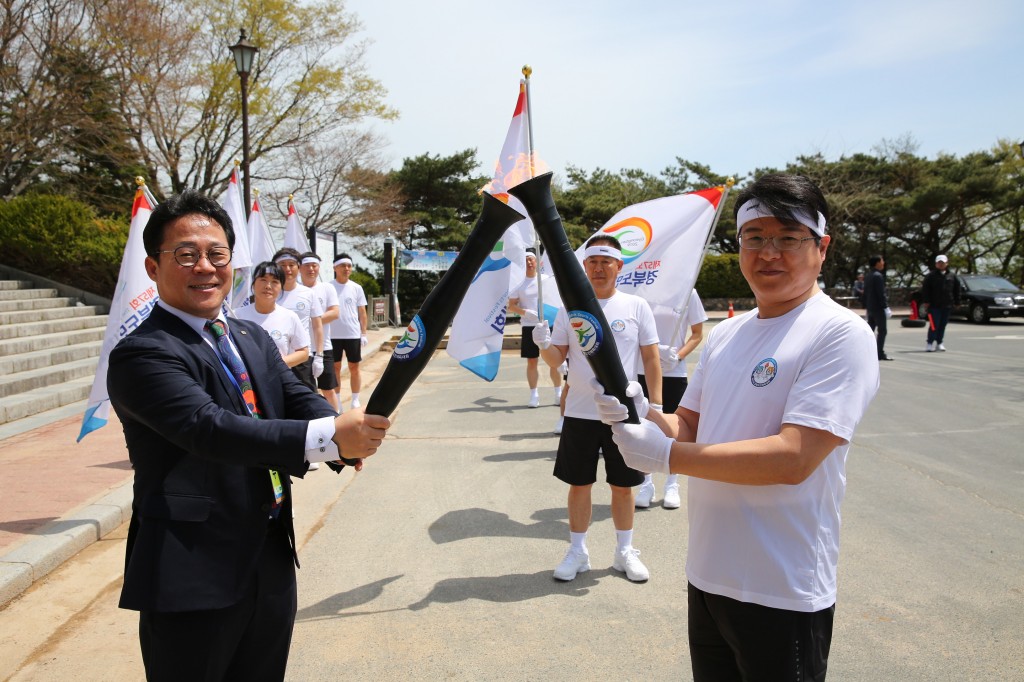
508, 249, 562, 409
300, 252, 341, 411
634, 288, 708, 509
533, 234, 661, 584
594, 173, 880, 681
273, 248, 324, 392
234, 261, 310, 368
328, 254, 368, 410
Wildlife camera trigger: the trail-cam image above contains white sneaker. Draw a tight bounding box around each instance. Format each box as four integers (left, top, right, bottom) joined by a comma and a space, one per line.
351, 397, 361, 409
612, 547, 650, 582
553, 547, 590, 581
663, 483, 681, 509
938, 343, 946, 352
528, 393, 540, 408
308, 462, 320, 471
926, 341, 936, 352
635, 480, 655, 508
553, 416, 564, 435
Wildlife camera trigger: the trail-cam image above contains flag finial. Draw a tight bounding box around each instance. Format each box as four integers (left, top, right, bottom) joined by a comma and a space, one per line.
135, 176, 145, 187
253, 187, 260, 197
234, 159, 240, 167
726, 177, 735, 187
522, 65, 532, 79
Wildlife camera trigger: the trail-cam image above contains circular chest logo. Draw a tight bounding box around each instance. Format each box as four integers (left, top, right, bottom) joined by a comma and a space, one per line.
296, 301, 307, 311
270, 329, 282, 341
569, 310, 603, 357
610, 319, 626, 332
751, 358, 778, 388
393, 315, 426, 362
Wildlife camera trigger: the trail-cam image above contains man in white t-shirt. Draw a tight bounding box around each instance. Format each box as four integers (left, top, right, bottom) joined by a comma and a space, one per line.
300, 252, 341, 411
634, 288, 707, 510
273, 248, 324, 392
508, 250, 563, 409
533, 234, 661, 583
328, 254, 368, 410
595, 174, 879, 681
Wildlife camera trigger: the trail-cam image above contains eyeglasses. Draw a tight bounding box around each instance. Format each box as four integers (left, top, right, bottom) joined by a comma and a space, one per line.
738, 235, 817, 251
156, 246, 232, 268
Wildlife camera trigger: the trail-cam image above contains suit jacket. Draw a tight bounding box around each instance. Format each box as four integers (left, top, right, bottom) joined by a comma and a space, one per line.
108, 305, 335, 613
864, 269, 888, 313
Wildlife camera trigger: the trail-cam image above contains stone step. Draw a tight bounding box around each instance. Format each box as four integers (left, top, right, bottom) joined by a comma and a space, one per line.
0, 327, 106, 357
0, 375, 94, 425
0, 341, 102, 375
0, 297, 79, 313
0, 305, 104, 326
0, 314, 108, 340
0, 280, 32, 291
0, 356, 99, 399
0, 287, 59, 301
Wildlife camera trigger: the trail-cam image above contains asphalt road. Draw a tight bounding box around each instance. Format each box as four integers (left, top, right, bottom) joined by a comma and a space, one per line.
3, 316, 1022, 680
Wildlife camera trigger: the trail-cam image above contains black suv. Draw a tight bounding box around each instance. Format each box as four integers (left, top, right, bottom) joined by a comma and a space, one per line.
954, 274, 1024, 323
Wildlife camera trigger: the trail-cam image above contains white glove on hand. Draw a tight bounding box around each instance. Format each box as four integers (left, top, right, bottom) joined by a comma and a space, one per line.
611, 420, 673, 474
360, 334, 368, 347
532, 321, 552, 349
589, 378, 649, 425
312, 355, 324, 378
884, 307, 892, 319
522, 308, 538, 322
658, 344, 680, 371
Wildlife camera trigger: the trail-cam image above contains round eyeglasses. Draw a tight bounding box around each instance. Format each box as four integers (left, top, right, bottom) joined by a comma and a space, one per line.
738, 235, 817, 251
155, 246, 232, 268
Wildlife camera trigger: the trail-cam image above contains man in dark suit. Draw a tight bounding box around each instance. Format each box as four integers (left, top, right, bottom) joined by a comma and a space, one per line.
864, 254, 893, 361
107, 190, 390, 681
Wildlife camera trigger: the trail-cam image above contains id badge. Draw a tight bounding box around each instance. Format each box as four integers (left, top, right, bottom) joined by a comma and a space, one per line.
269, 470, 285, 507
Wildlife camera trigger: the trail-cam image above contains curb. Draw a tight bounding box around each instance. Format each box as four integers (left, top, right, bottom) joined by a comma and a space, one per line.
0, 331, 399, 609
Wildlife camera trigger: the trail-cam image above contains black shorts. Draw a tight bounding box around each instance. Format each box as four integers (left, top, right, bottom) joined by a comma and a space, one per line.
638, 374, 688, 414
688, 583, 834, 682
291, 358, 316, 391
520, 326, 540, 359
331, 338, 362, 363
553, 416, 645, 488
315, 350, 338, 390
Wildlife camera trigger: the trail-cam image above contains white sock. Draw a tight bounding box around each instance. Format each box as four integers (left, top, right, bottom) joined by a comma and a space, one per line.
351, 393, 360, 401
643, 473, 653, 486
555, 386, 563, 400
530, 388, 539, 399
616, 529, 634, 552
570, 532, 588, 553
666, 474, 679, 486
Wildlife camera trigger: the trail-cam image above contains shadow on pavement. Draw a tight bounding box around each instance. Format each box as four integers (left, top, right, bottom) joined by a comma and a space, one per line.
427, 506, 612, 544
406, 568, 612, 611
296, 575, 404, 622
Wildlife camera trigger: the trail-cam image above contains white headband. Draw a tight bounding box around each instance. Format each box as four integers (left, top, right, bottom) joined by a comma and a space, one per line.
584, 245, 622, 261
274, 255, 298, 264
334, 257, 353, 266
736, 200, 827, 237
300, 256, 320, 265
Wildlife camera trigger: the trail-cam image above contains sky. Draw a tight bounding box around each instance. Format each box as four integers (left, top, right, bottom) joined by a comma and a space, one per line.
343, 0, 1023, 185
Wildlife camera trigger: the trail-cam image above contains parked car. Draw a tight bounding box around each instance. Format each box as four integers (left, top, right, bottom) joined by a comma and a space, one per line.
954, 274, 1024, 323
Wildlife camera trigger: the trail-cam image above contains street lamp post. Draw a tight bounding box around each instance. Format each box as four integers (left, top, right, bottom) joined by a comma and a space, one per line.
229, 29, 259, 217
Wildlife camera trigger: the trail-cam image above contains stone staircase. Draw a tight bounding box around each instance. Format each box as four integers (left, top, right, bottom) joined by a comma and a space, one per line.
0, 279, 108, 433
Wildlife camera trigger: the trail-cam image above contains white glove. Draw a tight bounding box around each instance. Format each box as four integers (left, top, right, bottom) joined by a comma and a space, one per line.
590, 378, 649, 425
658, 344, 680, 371
532, 321, 552, 349
611, 420, 673, 474
884, 307, 892, 319
312, 354, 324, 378
522, 308, 538, 322
360, 334, 368, 347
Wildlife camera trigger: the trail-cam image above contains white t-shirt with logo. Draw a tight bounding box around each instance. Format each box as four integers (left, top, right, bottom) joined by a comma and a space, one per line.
551, 291, 658, 421
234, 305, 310, 359
679, 293, 879, 612
637, 288, 708, 379
277, 284, 323, 351
307, 280, 338, 352
329, 280, 367, 339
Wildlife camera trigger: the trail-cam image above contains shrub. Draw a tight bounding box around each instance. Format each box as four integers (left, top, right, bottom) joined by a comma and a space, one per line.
350, 270, 381, 297
695, 254, 753, 299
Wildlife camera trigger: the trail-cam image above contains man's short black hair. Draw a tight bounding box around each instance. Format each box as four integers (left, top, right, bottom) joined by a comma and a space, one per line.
143, 189, 234, 256
869, 255, 883, 268
734, 173, 830, 238
585, 234, 623, 250
273, 247, 302, 262
335, 253, 352, 262
300, 251, 320, 262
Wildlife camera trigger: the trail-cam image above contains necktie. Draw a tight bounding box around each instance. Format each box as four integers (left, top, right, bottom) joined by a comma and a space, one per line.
206, 319, 284, 516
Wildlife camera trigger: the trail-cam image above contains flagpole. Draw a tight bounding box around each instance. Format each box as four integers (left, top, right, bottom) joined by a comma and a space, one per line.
667, 177, 735, 348
522, 64, 544, 323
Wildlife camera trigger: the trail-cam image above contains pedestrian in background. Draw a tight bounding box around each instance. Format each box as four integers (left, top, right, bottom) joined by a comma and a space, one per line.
864, 255, 893, 361
921, 254, 959, 352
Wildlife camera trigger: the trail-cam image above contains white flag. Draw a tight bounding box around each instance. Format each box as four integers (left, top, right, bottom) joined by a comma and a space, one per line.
283, 197, 311, 253
447, 79, 536, 380
78, 185, 159, 441
574, 187, 725, 309
247, 194, 277, 266
222, 165, 253, 311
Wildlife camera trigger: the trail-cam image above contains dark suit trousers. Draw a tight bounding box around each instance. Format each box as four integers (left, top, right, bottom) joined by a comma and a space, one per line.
866, 310, 887, 358
138, 523, 297, 682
